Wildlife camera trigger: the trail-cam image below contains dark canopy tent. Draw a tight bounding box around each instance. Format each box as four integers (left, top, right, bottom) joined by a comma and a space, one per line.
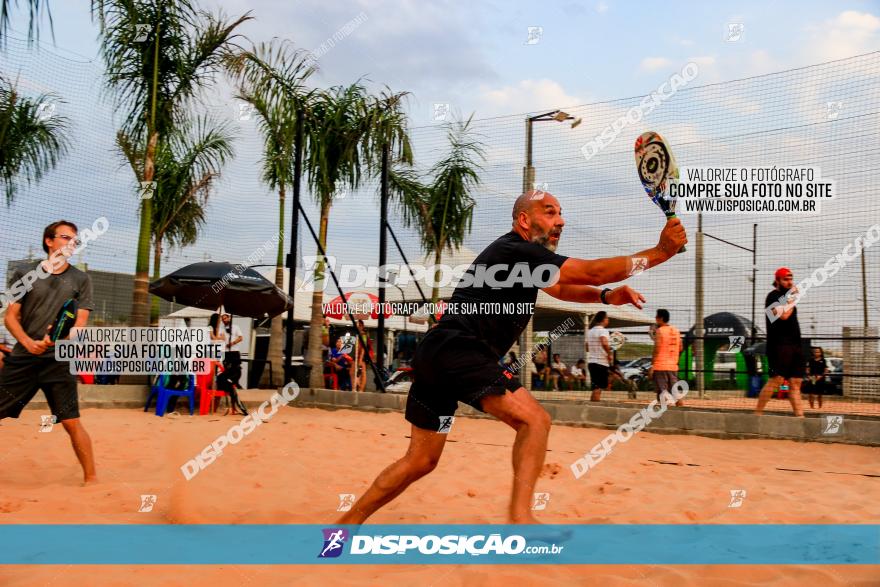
681, 312, 762, 388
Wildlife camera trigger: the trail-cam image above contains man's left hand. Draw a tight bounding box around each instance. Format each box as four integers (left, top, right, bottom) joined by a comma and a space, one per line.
607, 285, 646, 309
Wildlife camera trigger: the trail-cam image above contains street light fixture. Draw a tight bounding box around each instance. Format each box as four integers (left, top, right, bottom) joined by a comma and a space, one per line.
522, 109, 582, 193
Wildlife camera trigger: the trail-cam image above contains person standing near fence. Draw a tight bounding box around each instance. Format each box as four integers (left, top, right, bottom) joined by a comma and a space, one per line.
650, 309, 683, 407
805, 346, 828, 409
0, 220, 97, 484
755, 268, 805, 417
586, 311, 612, 401
355, 319, 373, 392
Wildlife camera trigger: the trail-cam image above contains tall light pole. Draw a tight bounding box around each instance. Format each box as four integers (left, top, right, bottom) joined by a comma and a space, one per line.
521, 110, 582, 390
861, 248, 869, 328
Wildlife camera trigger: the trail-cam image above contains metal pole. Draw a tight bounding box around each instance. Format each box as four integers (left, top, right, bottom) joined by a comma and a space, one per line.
297, 200, 385, 391
283, 108, 304, 385
861, 246, 869, 328
522, 117, 535, 390
376, 141, 390, 385
751, 223, 757, 344
695, 212, 705, 398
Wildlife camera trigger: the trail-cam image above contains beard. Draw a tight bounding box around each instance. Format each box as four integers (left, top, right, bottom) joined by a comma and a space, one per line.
531, 228, 561, 252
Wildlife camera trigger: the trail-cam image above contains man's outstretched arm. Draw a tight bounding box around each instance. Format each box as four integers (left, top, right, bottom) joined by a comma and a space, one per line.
543, 283, 646, 309
553, 217, 687, 286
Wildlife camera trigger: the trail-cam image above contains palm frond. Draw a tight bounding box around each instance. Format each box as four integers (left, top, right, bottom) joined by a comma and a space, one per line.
0, 74, 70, 204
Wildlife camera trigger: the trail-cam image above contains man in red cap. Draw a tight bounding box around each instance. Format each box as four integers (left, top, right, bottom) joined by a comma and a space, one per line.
756, 267, 804, 417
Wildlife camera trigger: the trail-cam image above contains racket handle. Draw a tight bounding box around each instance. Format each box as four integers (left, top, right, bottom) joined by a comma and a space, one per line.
665, 212, 687, 253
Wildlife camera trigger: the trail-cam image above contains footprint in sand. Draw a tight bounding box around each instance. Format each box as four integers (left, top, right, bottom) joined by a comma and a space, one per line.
0, 500, 24, 513
540, 462, 562, 479
598, 481, 631, 495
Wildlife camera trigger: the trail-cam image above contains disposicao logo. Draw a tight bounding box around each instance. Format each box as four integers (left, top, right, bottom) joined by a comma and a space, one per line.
319, 528, 349, 558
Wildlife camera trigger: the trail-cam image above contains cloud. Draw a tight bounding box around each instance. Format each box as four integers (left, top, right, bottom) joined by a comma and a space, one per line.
639, 57, 673, 72
596, 2, 609, 14
202, 0, 498, 91
803, 10, 880, 62
475, 78, 583, 117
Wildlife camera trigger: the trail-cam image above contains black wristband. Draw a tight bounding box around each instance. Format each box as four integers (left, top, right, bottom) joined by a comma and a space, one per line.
600, 288, 612, 304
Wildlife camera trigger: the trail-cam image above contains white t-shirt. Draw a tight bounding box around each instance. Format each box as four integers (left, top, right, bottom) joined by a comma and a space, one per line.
587, 326, 610, 366
226, 324, 244, 352
570, 365, 584, 377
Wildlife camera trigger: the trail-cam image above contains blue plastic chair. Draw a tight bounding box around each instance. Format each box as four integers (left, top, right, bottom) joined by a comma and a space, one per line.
144, 374, 195, 416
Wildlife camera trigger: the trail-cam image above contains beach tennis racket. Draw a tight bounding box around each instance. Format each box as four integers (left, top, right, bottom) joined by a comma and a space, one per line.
635, 131, 686, 253
48, 298, 78, 342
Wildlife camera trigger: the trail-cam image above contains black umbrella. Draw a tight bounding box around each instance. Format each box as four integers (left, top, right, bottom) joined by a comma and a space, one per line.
149, 261, 293, 318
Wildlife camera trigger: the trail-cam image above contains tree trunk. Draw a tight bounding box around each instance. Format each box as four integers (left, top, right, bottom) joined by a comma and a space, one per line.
306, 198, 331, 389
150, 237, 162, 325
431, 248, 442, 304
131, 130, 158, 327
261, 187, 286, 388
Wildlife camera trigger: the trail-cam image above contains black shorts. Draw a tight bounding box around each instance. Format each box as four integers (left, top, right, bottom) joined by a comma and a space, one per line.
768, 344, 805, 379
405, 326, 521, 432
588, 363, 609, 390
0, 354, 80, 421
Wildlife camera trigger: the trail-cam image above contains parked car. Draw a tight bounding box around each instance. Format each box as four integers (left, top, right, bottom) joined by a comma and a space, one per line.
620, 357, 652, 382
385, 366, 413, 394
826, 357, 844, 395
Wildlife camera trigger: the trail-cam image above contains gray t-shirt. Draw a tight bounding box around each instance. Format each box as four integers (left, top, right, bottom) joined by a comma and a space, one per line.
8, 260, 94, 357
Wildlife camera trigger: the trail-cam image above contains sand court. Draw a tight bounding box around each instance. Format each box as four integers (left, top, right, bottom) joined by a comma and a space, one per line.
0, 406, 877, 584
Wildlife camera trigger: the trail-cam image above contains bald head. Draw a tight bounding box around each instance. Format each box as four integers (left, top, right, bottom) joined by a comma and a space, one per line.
511, 190, 565, 251
512, 190, 558, 223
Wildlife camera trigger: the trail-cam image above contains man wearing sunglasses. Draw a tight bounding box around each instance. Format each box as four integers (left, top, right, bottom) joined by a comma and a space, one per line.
1, 220, 97, 484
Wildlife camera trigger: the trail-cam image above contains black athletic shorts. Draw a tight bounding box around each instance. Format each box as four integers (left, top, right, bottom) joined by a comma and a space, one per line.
767, 344, 805, 379
0, 354, 80, 421
588, 363, 609, 390
405, 325, 521, 432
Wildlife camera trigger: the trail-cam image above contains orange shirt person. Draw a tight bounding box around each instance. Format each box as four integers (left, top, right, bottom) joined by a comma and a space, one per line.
651, 308, 683, 406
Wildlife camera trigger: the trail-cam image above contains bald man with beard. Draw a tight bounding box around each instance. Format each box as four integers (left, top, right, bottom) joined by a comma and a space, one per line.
337, 190, 687, 524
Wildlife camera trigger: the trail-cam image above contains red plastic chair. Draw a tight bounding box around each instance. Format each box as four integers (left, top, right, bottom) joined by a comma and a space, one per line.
198, 362, 231, 415
323, 370, 338, 390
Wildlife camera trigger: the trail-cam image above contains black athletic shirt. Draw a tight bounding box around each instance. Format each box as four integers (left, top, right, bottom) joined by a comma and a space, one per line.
764, 288, 801, 347
438, 231, 568, 358
808, 357, 827, 376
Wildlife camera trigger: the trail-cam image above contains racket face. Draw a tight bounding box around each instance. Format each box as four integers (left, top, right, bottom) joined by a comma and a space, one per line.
50, 299, 78, 341
609, 331, 626, 351
635, 131, 679, 216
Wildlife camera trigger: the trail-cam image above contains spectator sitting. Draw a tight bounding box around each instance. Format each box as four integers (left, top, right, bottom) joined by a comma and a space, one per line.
570, 359, 587, 390
328, 337, 354, 391
549, 353, 569, 390
532, 348, 551, 388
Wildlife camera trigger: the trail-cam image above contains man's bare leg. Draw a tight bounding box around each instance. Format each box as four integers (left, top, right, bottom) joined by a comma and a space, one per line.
755, 376, 782, 415
787, 378, 804, 417
336, 425, 447, 525
61, 418, 97, 484
481, 387, 551, 524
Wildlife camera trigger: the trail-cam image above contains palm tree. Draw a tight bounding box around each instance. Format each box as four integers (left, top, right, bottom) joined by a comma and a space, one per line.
0, 75, 69, 204
392, 116, 484, 303
300, 83, 366, 388
117, 116, 234, 322
226, 40, 315, 386
299, 83, 415, 389
0, 0, 52, 45
93, 0, 249, 326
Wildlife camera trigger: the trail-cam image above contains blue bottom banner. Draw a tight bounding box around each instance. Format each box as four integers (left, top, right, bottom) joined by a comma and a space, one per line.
1, 524, 877, 565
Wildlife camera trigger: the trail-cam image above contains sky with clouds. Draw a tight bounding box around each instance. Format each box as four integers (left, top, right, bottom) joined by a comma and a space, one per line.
17, 0, 880, 122
1, 1, 879, 339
